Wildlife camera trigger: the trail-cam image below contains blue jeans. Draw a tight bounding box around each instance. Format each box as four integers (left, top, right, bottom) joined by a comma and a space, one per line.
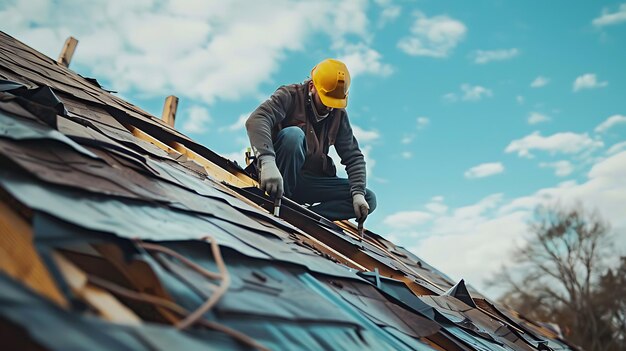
274, 127, 377, 221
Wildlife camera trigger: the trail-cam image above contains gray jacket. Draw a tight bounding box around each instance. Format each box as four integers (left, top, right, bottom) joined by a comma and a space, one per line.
246, 81, 366, 196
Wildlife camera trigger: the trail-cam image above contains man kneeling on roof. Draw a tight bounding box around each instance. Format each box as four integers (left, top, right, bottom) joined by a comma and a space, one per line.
246, 58, 376, 223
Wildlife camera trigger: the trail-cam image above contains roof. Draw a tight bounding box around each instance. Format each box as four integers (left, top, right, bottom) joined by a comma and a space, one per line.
0, 31, 578, 351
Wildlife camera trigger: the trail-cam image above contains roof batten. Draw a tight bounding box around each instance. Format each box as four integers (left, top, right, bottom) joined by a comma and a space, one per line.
162, 95, 178, 128
57, 36, 78, 67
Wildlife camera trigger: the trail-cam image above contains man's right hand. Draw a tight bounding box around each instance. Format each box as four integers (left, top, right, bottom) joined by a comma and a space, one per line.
352, 193, 370, 222
259, 156, 284, 199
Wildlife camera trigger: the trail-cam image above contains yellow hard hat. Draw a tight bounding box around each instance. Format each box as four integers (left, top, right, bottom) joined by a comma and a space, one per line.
310, 59, 351, 109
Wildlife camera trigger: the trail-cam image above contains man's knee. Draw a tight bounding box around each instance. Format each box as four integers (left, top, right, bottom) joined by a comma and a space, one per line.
276, 127, 305, 153
365, 189, 377, 213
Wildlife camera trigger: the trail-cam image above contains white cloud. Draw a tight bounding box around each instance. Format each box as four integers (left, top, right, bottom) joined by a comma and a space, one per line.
383, 211, 434, 229
464, 162, 504, 179
443, 84, 492, 103
330, 0, 369, 37
471, 48, 519, 64
396, 152, 626, 294
608, 141, 626, 155
460, 193, 504, 215
530, 76, 550, 88
461, 84, 493, 101
381, 6, 401, 23
425, 203, 448, 214
397, 12, 467, 58
573, 73, 608, 92
352, 125, 380, 142
425, 197, 448, 215
498, 152, 626, 232
516, 95, 524, 105
401, 136, 414, 144
592, 3, 626, 27
417, 117, 430, 129
181, 105, 211, 134
540, 160, 574, 177
401, 151, 412, 159
527, 112, 550, 125
375, 0, 401, 27
396, 193, 521, 289
505, 131, 603, 158
595, 114, 626, 133
338, 42, 393, 78
219, 113, 249, 132
0, 0, 372, 105
442, 92, 458, 103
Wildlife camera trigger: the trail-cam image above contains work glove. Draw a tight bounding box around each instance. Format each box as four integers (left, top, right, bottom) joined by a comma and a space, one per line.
352, 193, 370, 222
259, 156, 284, 199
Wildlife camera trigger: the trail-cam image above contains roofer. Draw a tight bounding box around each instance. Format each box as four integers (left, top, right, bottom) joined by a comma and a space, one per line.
246, 58, 376, 223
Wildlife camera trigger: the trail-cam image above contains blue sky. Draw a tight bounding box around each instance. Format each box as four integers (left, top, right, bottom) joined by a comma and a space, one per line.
2, 0, 625, 294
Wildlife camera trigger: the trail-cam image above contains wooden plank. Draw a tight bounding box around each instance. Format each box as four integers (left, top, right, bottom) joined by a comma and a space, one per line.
125, 124, 181, 155
170, 141, 257, 188
296, 233, 367, 271
94, 244, 181, 324
52, 252, 142, 325
0, 201, 68, 307
124, 124, 257, 187
161, 95, 178, 128
57, 37, 78, 67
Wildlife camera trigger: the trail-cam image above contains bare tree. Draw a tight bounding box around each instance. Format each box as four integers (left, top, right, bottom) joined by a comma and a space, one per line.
490, 204, 625, 351
593, 257, 626, 347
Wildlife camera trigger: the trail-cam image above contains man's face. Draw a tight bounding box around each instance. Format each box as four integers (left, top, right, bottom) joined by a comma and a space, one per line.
310, 84, 333, 115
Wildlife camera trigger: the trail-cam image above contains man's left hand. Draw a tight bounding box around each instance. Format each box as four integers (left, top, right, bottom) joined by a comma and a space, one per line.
352, 194, 370, 222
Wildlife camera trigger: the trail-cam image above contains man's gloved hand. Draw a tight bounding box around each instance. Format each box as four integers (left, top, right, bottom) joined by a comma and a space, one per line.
259, 156, 284, 199
352, 193, 370, 222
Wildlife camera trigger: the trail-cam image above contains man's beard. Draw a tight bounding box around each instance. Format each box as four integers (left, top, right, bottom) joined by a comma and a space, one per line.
309, 92, 332, 122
